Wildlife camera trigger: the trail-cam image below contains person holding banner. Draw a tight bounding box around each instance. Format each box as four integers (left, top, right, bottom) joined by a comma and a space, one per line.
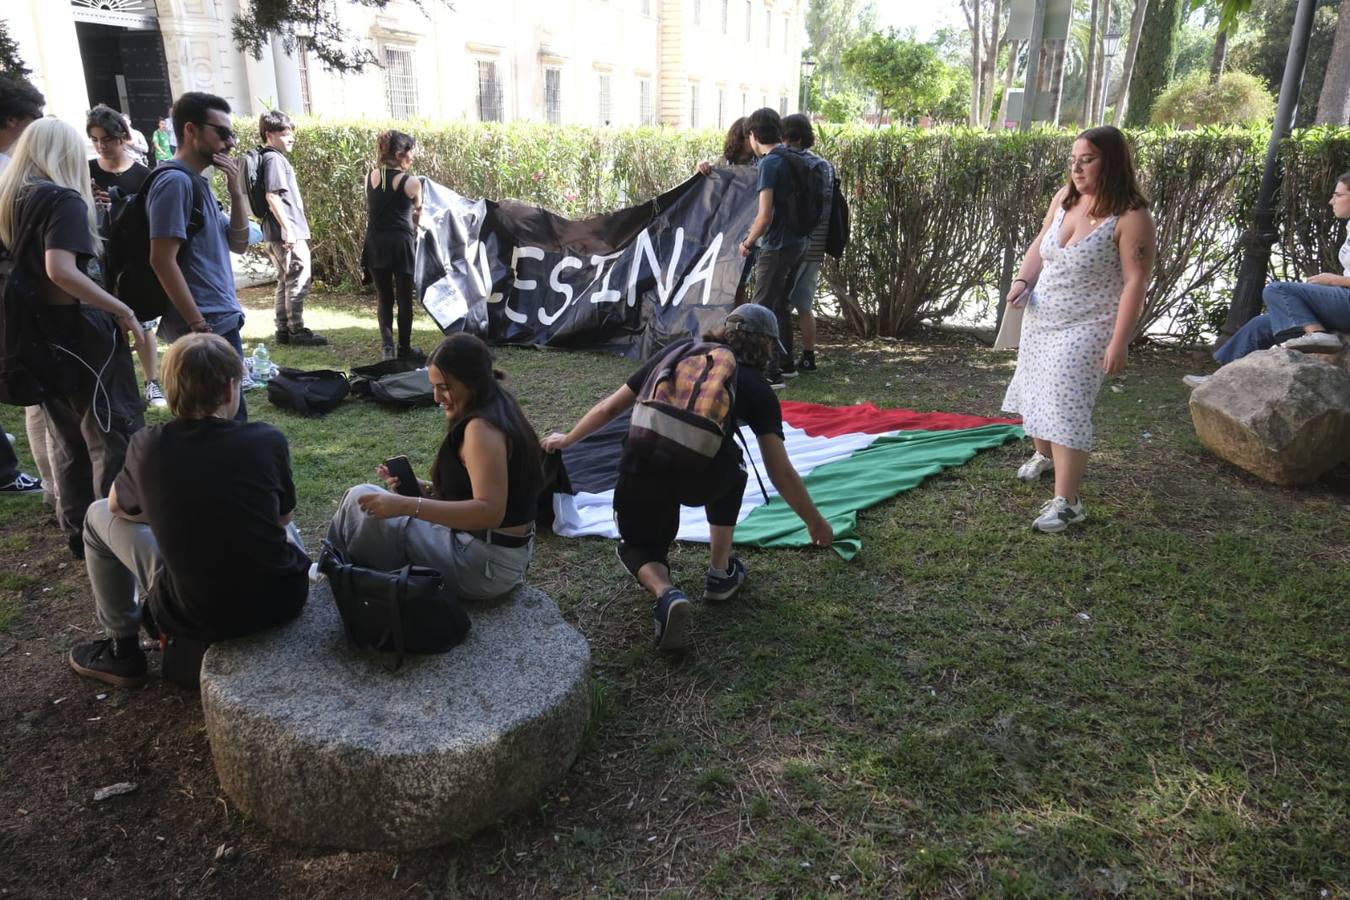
541, 305, 832, 653
362, 130, 423, 361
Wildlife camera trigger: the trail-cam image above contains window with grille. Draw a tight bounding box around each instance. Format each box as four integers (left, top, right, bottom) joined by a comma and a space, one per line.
690, 84, 700, 128
721, 0, 728, 33
765, 9, 771, 46
744, 0, 752, 41
297, 49, 313, 114
383, 47, 418, 119
545, 68, 562, 124
598, 74, 612, 125
693, 0, 701, 24
640, 80, 655, 125
477, 59, 503, 122
779, 96, 787, 115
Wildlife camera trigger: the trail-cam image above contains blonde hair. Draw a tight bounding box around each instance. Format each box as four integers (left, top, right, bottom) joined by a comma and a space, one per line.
161, 333, 244, 418
0, 117, 100, 252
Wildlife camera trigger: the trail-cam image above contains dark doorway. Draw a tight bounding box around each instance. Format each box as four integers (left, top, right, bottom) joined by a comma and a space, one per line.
75, 22, 172, 139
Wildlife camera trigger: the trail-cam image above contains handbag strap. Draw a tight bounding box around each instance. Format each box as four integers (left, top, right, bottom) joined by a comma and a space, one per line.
386, 566, 409, 670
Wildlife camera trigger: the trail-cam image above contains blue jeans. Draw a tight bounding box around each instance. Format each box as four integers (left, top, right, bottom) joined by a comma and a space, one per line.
1215, 313, 1275, 365
1263, 280, 1350, 335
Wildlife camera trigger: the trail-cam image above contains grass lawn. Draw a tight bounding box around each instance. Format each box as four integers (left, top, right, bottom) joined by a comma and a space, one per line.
0, 288, 1346, 898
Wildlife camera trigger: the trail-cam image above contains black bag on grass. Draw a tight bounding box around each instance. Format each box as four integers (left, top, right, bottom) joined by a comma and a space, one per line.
318, 540, 470, 670
367, 368, 435, 409
266, 367, 350, 415
349, 358, 420, 398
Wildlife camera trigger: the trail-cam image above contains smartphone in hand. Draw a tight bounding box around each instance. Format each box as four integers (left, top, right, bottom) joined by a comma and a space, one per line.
383, 455, 421, 497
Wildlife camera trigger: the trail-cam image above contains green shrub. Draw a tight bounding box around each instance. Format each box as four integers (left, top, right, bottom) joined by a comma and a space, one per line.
269, 119, 1350, 345
1151, 71, 1276, 129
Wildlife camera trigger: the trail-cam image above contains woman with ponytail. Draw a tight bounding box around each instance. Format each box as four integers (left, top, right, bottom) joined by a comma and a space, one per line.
327, 334, 542, 599
362, 129, 423, 361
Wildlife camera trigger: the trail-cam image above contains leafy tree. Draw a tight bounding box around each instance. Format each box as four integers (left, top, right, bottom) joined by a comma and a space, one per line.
804, 0, 877, 99
1314, 0, 1350, 123
1151, 68, 1276, 125
232, 0, 444, 73
1125, 0, 1189, 126
819, 90, 868, 123
842, 30, 960, 122
1226, 0, 1341, 127
0, 19, 31, 78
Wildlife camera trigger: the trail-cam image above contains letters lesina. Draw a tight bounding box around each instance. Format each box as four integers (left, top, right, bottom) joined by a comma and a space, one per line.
415, 169, 761, 358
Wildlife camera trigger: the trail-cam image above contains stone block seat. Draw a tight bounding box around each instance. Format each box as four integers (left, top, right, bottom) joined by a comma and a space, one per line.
200, 582, 591, 851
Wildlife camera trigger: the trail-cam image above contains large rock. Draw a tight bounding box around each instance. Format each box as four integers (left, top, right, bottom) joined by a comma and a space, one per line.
1190, 347, 1350, 486
200, 583, 591, 850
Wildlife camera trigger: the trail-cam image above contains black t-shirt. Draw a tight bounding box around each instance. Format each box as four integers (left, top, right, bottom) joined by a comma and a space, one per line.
113, 417, 310, 642
88, 158, 150, 196
13, 184, 96, 289
623, 339, 784, 472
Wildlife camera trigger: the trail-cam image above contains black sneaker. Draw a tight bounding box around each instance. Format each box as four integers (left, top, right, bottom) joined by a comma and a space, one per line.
798, 350, 817, 372
274, 328, 291, 345
398, 346, 426, 364
703, 556, 748, 602
0, 472, 42, 494
765, 368, 787, 391
69, 636, 147, 688
286, 327, 329, 346
653, 588, 691, 651
780, 362, 798, 378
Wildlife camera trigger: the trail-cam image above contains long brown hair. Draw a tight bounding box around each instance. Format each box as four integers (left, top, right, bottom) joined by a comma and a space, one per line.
1063, 126, 1150, 218
721, 118, 753, 165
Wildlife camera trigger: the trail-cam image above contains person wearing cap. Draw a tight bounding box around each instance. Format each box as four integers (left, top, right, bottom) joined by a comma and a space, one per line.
541, 306, 833, 652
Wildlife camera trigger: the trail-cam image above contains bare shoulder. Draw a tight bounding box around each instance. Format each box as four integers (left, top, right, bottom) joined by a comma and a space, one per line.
463, 416, 507, 448
403, 174, 422, 199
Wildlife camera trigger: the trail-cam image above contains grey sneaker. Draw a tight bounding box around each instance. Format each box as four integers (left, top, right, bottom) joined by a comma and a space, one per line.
1016, 451, 1054, 483
144, 379, 167, 408
1032, 496, 1086, 534
1281, 331, 1342, 353
1181, 374, 1211, 389
653, 588, 691, 651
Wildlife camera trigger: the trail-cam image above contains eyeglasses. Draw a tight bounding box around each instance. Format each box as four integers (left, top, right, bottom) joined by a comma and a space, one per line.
193, 121, 236, 143
1334, 191, 1350, 199
1067, 156, 1099, 169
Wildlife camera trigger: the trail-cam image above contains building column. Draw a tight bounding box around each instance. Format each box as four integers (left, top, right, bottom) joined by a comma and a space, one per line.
13, 0, 91, 122
242, 41, 279, 115
270, 35, 305, 115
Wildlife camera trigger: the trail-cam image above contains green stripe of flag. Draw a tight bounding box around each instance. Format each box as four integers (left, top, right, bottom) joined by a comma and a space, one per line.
734, 424, 1025, 560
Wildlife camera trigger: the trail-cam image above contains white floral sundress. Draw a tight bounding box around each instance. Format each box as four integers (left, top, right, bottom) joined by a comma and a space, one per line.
1002, 207, 1124, 452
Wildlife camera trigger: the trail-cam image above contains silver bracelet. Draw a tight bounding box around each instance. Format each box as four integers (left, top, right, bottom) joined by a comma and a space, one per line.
414, 497, 422, 519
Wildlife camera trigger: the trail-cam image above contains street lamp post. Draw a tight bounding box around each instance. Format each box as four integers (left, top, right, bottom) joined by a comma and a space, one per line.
799, 56, 816, 115
1098, 30, 1122, 125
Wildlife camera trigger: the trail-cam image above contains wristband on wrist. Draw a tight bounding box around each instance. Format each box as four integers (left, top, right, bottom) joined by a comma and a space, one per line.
415, 497, 423, 519
1013, 278, 1028, 286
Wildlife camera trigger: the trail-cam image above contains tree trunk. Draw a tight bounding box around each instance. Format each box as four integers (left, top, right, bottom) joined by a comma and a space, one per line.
1095, 0, 1112, 124
995, 38, 1021, 127
970, 0, 984, 126
1314, 0, 1350, 124
1124, 0, 1185, 127
980, 0, 1004, 128
1209, 23, 1229, 83
1082, 0, 1101, 123
1113, 0, 1152, 127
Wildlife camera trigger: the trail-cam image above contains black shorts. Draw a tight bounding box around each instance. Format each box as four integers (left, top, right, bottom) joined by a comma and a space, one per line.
613, 463, 748, 574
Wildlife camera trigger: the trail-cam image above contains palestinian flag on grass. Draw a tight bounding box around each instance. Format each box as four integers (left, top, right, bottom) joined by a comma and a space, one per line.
551, 401, 1024, 560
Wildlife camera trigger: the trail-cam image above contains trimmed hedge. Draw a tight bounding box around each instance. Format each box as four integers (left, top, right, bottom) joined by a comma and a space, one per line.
268, 119, 1350, 344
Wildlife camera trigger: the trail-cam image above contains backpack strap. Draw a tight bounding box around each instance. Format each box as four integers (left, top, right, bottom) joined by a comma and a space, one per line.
733, 429, 771, 504
140, 164, 208, 238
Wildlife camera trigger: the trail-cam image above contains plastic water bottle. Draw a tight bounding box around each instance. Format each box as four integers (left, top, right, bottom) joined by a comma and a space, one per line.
251, 343, 271, 385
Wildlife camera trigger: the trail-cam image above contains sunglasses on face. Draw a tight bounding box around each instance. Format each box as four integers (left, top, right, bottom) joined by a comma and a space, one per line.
193, 121, 236, 143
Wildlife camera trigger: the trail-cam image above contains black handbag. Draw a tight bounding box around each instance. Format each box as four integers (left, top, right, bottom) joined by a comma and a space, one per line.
317, 540, 471, 669
266, 367, 350, 415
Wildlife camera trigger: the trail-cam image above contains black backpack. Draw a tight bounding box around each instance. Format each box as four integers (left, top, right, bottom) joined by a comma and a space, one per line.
242, 146, 277, 220
776, 148, 828, 240
0, 183, 82, 406
104, 164, 206, 321
824, 172, 850, 258
266, 367, 350, 415
368, 368, 436, 409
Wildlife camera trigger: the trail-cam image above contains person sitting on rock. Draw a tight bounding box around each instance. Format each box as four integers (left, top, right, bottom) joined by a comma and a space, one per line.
1185, 172, 1350, 387
541, 305, 833, 652
68, 333, 310, 688
328, 333, 542, 600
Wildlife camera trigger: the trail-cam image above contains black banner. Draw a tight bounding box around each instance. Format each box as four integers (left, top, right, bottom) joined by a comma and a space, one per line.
415, 168, 760, 359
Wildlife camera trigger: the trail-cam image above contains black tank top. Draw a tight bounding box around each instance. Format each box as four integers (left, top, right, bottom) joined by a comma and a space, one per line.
365, 168, 414, 233
432, 415, 540, 528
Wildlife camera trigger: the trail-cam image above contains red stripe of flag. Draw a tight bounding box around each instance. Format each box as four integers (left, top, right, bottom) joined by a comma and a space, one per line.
780, 401, 1022, 438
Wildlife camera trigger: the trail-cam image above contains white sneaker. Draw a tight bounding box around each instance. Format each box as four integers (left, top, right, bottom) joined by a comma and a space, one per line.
144, 380, 168, 409
1016, 451, 1054, 483
1181, 374, 1211, 389
1032, 496, 1086, 533
1280, 331, 1342, 353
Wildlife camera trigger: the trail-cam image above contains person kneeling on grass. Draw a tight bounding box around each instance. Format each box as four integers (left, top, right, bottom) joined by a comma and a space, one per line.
68, 333, 310, 687
327, 334, 542, 599
541, 305, 833, 652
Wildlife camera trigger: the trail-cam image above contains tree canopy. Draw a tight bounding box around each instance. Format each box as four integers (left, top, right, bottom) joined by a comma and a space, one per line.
842, 29, 962, 121
232, 0, 443, 73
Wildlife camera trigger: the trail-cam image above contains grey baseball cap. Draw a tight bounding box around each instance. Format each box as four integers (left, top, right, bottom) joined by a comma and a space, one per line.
725, 304, 786, 354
